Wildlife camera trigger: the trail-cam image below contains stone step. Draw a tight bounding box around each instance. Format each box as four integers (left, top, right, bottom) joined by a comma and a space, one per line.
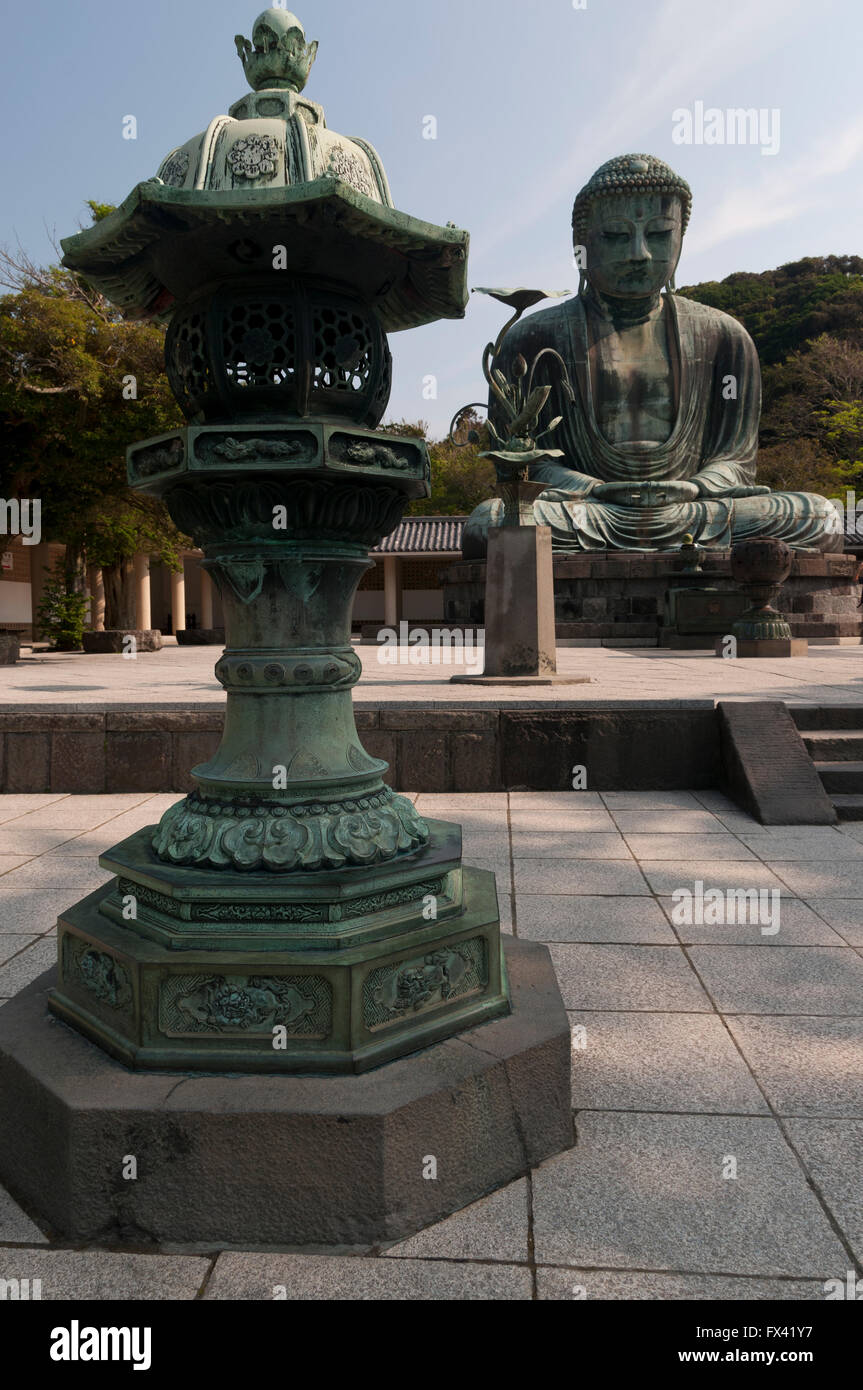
815, 761, 863, 794
791, 706, 863, 731
803, 731, 863, 760
832, 794, 863, 820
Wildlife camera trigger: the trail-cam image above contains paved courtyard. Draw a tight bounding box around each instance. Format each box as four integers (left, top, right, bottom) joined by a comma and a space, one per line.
5, 641, 863, 709
1, 788, 861, 1300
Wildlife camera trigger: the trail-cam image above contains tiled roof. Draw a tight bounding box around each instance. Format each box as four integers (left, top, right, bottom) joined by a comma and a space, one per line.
373, 517, 465, 555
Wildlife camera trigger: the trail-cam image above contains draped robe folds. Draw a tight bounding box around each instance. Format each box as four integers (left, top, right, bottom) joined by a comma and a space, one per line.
462, 293, 843, 556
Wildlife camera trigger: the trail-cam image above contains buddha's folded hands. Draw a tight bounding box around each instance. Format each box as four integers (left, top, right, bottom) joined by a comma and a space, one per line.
716, 484, 772, 499
592, 479, 700, 505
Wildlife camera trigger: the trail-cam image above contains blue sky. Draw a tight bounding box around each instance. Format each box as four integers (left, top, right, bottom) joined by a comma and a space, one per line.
2, 0, 862, 438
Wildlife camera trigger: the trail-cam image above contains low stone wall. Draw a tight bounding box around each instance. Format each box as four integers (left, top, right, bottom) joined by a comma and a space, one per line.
0, 706, 720, 793
0, 712, 223, 795
442, 550, 862, 644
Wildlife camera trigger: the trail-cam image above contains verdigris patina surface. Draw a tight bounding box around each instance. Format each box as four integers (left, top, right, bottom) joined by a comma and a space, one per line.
463, 154, 842, 556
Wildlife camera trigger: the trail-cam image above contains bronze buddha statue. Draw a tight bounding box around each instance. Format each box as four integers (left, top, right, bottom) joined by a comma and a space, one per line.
463, 154, 842, 556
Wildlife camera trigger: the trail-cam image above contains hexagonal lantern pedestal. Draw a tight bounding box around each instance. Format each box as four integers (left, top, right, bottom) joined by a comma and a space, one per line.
0, 10, 572, 1246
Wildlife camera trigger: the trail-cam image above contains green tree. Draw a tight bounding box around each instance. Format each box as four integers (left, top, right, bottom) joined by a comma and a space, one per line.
682, 256, 863, 364
684, 259, 863, 503
0, 208, 186, 625
382, 414, 494, 515
36, 559, 88, 651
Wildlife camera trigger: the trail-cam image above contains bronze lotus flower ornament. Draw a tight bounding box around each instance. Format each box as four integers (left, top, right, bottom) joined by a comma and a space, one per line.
234, 8, 319, 93
451, 288, 576, 525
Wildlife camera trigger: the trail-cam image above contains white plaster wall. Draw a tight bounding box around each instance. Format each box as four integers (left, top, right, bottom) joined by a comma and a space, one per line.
0, 581, 32, 622
351, 589, 445, 622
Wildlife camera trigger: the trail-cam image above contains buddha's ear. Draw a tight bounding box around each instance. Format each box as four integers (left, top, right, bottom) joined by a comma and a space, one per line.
306, 39, 319, 66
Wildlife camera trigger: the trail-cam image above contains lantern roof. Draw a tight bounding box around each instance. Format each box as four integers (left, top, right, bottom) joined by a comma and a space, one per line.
61, 12, 468, 332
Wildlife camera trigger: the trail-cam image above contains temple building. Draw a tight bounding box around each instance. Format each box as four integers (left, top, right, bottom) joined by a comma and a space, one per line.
0, 519, 467, 642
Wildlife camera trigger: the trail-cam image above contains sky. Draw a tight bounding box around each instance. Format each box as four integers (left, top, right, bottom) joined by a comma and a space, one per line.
1, 0, 862, 438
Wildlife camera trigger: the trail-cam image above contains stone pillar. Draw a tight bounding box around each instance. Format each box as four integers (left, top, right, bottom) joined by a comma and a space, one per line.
383, 555, 402, 628
199, 565, 214, 629
87, 566, 105, 631
134, 554, 151, 630
485, 527, 556, 676
453, 526, 571, 685
170, 563, 186, 635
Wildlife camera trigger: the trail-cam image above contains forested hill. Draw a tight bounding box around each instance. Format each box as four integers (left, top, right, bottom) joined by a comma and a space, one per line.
681, 256, 863, 495
680, 255, 863, 363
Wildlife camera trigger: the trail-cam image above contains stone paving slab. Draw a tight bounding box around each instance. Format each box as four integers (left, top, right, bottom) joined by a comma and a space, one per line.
536, 1269, 833, 1300
623, 834, 758, 861
769, 862, 863, 897
738, 832, 863, 860
836, 823, 863, 844
0, 889, 85, 935
660, 898, 847, 947
804, 900, 863, 947
568, 1011, 769, 1114
0, 858, 112, 892
0, 788, 860, 1301
0, 828, 90, 855
549, 943, 711, 1012
0, 936, 40, 967
204, 1253, 531, 1300
511, 831, 631, 859
728, 822, 850, 838
0, 796, 69, 824
510, 806, 618, 832
0, 937, 58, 995
689, 945, 863, 1015
7, 796, 155, 828
712, 813, 772, 834
517, 895, 675, 944
784, 1120, 863, 1264
0, 1248, 211, 1299
727, 1017, 863, 1118
531, 1113, 850, 1276
610, 810, 728, 833
603, 791, 707, 808
382, 1178, 528, 1262
0, 856, 35, 879
515, 858, 650, 895
641, 861, 789, 896
509, 791, 606, 807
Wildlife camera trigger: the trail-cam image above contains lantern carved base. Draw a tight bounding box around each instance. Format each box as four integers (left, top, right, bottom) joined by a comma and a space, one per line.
48, 820, 510, 1074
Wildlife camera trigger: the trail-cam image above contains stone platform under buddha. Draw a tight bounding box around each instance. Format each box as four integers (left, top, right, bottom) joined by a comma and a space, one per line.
442, 549, 862, 647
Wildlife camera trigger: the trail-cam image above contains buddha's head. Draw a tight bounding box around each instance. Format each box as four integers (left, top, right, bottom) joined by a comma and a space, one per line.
573, 155, 692, 300
234, 8, 319, 93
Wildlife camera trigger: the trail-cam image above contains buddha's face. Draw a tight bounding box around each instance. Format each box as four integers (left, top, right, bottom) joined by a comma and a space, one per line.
584, 194, 683, 298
